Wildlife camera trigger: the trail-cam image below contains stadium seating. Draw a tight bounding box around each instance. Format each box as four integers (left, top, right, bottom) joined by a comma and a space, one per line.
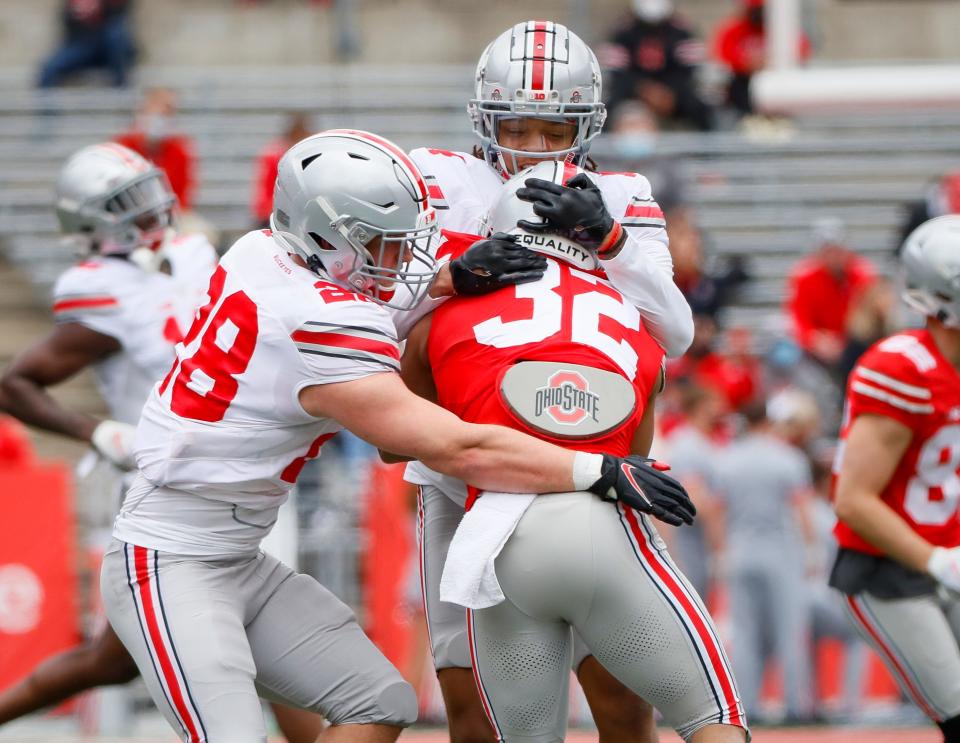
1, 65, 959, 350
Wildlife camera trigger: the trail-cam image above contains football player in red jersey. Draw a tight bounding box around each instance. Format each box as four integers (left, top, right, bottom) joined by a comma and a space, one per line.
831, 215, 960, 741
398, 162, 746, 743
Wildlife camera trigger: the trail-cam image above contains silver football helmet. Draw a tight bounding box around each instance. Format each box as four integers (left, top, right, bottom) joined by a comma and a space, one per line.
54, 143, 175, 257
482, 160, 600, 271
901, 215, 960, 327
270, 129, 439, 310
468, 20, 607, 177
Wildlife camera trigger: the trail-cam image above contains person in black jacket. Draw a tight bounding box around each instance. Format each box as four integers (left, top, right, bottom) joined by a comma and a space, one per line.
38, 0, 135, 88
896, 171, 960, 256
599, 0, 716, 131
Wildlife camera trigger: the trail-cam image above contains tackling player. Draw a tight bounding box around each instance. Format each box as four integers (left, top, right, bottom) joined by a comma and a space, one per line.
400, 20, 694, 743
99, 129, 693, 743
400, 162, 746, 743
831, 215, 960, 742
0, 143, 323, 743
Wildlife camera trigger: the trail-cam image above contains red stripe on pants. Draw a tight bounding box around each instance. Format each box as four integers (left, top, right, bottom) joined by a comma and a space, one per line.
133, 546, 202, 742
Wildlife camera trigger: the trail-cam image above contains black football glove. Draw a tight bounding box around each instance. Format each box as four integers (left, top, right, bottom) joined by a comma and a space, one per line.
450, 232, 547, 296
516, 173, 625, 255
586, 454, 696, 527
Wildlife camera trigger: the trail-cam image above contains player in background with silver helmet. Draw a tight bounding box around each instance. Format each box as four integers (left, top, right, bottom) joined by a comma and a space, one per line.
98, 129, 690, 743
396, 21, 695, 743
0, 143, 328, 743
830, 215, 960, 742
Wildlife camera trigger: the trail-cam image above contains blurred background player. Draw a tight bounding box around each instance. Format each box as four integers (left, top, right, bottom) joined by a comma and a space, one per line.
401, 19, 696, 743
0, 142, 324, 743
400, 160, 741, 743
830, 215, 960, 742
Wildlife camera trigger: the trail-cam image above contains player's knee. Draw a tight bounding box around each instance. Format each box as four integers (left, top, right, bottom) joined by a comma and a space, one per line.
939, 713, 960, 743
335, 678, 417, 728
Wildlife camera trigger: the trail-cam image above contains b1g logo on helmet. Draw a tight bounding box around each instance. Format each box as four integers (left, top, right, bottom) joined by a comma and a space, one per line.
535, 370, 600, 426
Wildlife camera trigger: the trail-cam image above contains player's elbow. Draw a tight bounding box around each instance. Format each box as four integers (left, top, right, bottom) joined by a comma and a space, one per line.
833, 485, 867, 526
0, 368, 24, 413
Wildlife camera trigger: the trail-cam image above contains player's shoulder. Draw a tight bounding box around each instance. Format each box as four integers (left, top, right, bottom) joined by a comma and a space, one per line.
163, 232, 218, 277
592, 171, 664, 227
848, 331, 938, 416
52, 256, 137, 307
410, 148, 497, 187
290, 279, 400, 372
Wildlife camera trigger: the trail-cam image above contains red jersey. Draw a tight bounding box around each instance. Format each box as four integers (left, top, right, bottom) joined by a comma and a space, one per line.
833, 329, 960, 554
429, 247, 664, 507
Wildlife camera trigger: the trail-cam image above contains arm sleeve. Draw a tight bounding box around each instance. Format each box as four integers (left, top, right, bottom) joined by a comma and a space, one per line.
292, 301, 402, 386
600, 178, 694, 357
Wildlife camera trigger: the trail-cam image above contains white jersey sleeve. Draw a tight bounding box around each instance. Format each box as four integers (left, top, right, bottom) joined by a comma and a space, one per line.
595, 171, 694, 358
52, 258, 127, 341
292, 282, 401, 385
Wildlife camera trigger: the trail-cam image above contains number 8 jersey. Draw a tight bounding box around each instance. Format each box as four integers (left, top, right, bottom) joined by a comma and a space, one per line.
833, 329, 960, 554
115, 230, 400, 556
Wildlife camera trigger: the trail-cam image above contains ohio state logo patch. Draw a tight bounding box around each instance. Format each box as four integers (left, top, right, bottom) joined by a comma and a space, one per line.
500, 361, 637, 440
535, 370, 599, 425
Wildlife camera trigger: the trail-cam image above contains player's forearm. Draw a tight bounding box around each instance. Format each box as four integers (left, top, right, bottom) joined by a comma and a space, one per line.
420, 423, 578, 494
834, 489, 934, 572
0, 373, 98, 442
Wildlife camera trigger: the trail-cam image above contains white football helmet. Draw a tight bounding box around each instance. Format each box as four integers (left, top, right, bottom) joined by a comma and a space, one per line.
901, 215, 960, 327
270, 129, 439, 311
482, 160, 600, 271
469, 20, 606, 177
55, 143, 175, 258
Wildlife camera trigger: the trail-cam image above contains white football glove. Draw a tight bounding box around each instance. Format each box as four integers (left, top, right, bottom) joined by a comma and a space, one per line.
91, 420, 138, 471
927, 547, 960, 594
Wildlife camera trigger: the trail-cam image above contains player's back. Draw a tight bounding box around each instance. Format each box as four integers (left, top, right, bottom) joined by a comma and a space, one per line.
429, 257, 664, 464
833, 328, 960, 554
119, 230, 401, 556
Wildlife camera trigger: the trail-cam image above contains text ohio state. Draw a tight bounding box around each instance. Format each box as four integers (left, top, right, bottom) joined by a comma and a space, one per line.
534, 383, 601, 421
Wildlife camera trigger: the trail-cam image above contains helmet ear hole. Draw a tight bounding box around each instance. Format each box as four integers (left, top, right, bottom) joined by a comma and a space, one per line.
307, 231, 335, 251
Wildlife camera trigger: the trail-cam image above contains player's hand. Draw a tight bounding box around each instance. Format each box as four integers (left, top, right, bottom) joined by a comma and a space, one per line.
450, 233, 547, 296
91, 420, 138, 471
516, 174, 625, 256
586, 454, 696, 527
928, 547, 960, 594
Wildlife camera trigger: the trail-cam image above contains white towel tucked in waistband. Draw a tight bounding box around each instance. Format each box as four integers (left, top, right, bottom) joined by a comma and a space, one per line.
439, 492, 536, 610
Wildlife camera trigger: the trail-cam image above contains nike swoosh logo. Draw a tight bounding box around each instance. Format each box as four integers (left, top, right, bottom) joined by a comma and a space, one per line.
620, 463, 652, 507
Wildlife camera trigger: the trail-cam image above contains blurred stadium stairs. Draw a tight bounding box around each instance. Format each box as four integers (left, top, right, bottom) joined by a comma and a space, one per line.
1, 67, 959, 356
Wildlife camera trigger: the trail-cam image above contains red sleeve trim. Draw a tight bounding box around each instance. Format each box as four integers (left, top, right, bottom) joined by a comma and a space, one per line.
291, 329, 400, 361
53, 297, 119, 313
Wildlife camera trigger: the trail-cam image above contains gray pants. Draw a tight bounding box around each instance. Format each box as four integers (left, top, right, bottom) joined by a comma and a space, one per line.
469, 492, 749, 742
843, 589, 960, 723
101, 542, 416, 742
726, 548, 813, 717
418, 484, 594, 672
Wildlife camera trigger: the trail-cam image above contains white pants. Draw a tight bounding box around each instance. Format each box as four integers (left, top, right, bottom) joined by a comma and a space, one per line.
469, 492, 749, 743
101, 542, 416, 742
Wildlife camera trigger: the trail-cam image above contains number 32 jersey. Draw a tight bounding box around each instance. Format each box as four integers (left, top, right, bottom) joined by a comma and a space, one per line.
833, 329, 960, 554
114, 230, 400, 556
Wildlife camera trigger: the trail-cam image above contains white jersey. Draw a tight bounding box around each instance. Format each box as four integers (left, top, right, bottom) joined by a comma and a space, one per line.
401, 147, 693, 500
51, 235, 218, 424
113, 230, 401, 557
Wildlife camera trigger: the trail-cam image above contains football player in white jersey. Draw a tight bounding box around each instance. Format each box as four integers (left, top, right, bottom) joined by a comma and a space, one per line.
397, 20, 694, 743
98, 129, 694, 743
0, 143, 324, 743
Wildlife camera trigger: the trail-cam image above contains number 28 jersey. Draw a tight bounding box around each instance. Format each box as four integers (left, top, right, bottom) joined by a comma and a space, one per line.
114, 230, 400, 556
833, 329, 960, 554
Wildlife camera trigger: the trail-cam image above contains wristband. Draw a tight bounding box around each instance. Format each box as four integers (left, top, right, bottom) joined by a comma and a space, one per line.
596, 221, 624, 256
572, 451, 604, 492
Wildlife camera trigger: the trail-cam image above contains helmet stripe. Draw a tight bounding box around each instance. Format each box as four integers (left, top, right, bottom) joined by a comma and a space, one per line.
321, 129, 429, 207
99, 142, 149, 172
530, 21, 548, 91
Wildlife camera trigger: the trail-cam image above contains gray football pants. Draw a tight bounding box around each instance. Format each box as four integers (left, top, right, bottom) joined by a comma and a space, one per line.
726, 548, 813, 717
843, 589, 960, 723
418, 484, 595, 671
468, 492, 749, 742
101, 542, 416, 742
